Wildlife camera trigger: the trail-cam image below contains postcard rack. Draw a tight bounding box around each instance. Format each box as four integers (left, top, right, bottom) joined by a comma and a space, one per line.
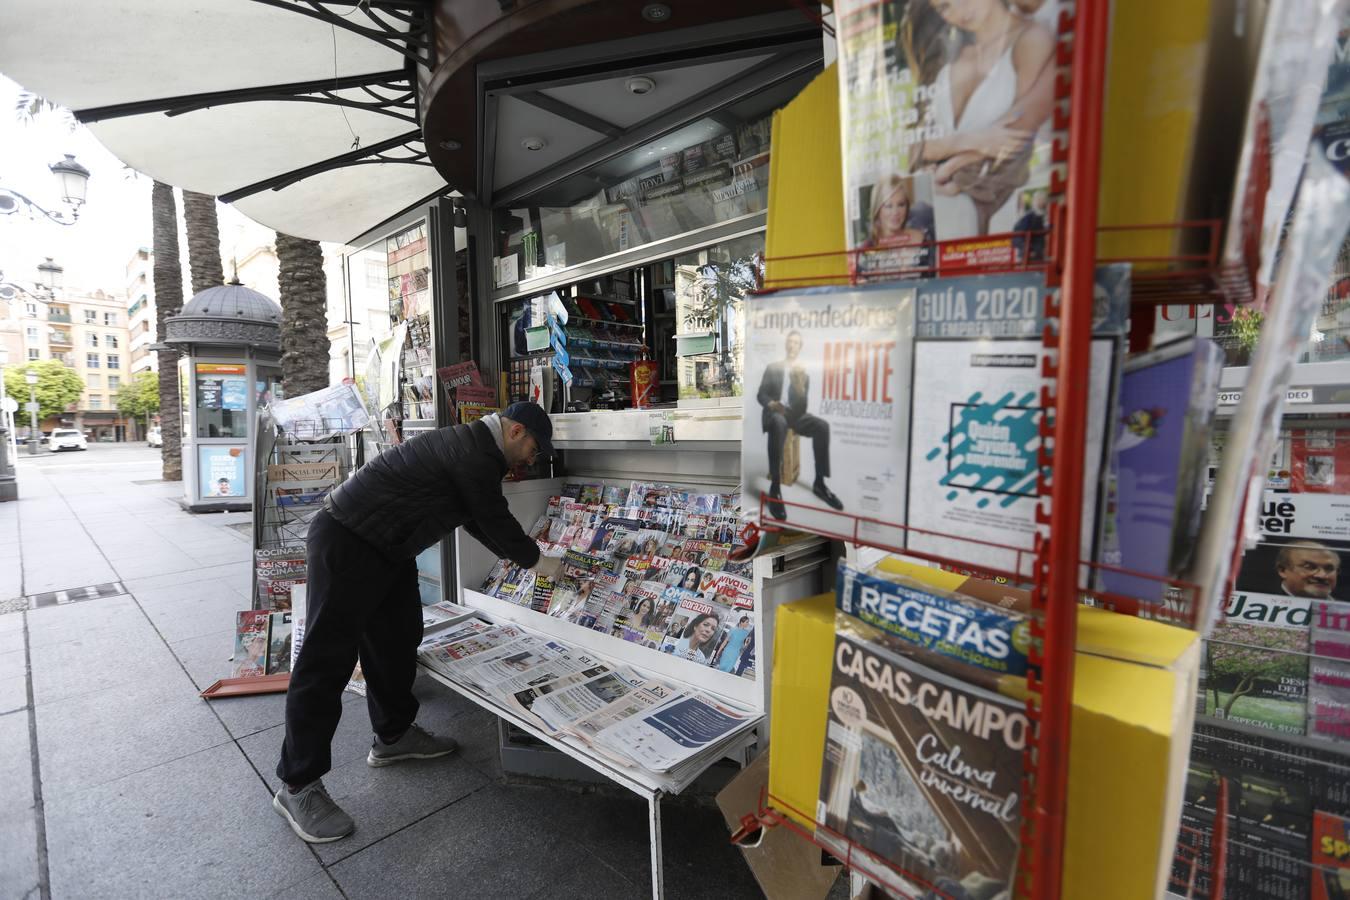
732, 0, 1272, 896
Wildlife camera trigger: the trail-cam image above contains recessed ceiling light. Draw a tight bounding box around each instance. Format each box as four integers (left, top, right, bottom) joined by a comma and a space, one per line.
641, 3, 672, 23
626, 76, 656, 96
521, 136, 547, 152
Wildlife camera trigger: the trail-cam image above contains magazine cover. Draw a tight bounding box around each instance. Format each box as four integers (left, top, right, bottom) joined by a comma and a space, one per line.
1205, 591, 1310, 736
835, 0, 1060, 277
1312, 810, 1350, 900
265, 612, 294, 675
233, 610, 270, 678
836, 562, 1029, 676
1098, 337, 1224, 607
1233, 772, 1312, 900
907, 336, 1114, 575
741, 285, 915, 542
817, 617, 1025, 896
1309, 599, 1350, 743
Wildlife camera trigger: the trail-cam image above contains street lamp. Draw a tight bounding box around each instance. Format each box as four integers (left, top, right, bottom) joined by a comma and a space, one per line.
0, 154, 91, 226
25, 368, 38, 456
0, 348, 12, 460
37, 258, 63, 294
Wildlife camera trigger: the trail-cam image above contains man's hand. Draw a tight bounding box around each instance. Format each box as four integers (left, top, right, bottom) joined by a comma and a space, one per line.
531, 555, 563, 580
767, 401, 786, 414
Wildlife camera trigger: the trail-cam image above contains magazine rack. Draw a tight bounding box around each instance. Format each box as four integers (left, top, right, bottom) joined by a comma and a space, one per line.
732, 0, 1278, 896
434, 425, 832, 897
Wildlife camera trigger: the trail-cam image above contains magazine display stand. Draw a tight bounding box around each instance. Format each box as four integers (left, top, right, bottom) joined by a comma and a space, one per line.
423, 409, 831, 898
714, 0, 1346, 895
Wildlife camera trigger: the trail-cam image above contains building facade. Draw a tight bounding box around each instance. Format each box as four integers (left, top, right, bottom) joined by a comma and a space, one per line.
23, 284, 134, 441
126, 248, 156, 375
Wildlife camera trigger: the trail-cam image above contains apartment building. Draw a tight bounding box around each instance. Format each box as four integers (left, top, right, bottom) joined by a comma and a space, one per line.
31, 287, 134, 441
126, 248, 156, 374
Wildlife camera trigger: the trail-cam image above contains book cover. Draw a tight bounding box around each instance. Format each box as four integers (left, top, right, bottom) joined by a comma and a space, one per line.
265, 612, 293, 675
836, 562, 1029, 677
835, 0, 1060, 277
1205, 591, 1310, 736
817, 618, 1025, 897
907, 336, 1115, 575
233, 610, 270, 678
1098, 337, 1224, 606
741, 285, 915, 543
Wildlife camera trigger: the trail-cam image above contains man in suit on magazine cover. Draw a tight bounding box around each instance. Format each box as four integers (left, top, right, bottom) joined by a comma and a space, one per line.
757, 330, 842, 520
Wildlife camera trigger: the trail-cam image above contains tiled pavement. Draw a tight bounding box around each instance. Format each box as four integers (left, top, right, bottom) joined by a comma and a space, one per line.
0, 447, 770, 900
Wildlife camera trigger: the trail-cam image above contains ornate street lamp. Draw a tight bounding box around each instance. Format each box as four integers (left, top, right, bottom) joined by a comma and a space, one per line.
0, 154, 91, 226
37, 258, 63, 293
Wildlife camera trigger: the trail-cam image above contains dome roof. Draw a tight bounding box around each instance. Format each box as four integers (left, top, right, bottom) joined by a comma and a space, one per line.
164, 279, 281, 350
180, 281, 281, 322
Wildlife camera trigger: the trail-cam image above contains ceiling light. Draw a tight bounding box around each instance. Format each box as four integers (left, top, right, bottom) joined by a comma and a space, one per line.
626, 76, 656, 96
641, 3, 672, 23
521, 136, 547, 152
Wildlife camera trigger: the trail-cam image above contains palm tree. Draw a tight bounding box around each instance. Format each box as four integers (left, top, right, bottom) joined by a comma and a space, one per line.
152, 181, 184, 481
181, 191, 224, 295
14, 90, 75, 131
275, 233, 331, 396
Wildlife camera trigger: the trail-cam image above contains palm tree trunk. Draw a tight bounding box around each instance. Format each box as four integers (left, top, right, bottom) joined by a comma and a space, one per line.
152, 182, 184, 481
181, 190, 224, 295
275, 233, 331, 396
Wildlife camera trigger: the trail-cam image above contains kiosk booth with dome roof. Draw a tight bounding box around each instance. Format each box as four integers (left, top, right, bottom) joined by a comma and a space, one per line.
161, 279, 284, 512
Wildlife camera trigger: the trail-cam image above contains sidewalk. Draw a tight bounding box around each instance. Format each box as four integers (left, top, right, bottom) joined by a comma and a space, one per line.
0, 449, 765, 900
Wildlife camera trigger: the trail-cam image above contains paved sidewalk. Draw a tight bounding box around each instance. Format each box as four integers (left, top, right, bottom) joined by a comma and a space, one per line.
0, 448, 764, 900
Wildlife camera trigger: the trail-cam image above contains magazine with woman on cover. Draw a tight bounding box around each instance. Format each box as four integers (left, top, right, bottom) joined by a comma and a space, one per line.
836, 0, 1060, 278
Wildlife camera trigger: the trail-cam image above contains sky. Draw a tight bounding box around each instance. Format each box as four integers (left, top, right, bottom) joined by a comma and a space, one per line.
0, 74, 276, 298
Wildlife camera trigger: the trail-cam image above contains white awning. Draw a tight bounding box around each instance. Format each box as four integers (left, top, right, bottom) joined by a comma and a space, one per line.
0, 0, 448, 243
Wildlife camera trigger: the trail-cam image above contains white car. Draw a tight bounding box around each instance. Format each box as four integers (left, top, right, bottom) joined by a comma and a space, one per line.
49, 428, 88, 451
147, 428, 162, 448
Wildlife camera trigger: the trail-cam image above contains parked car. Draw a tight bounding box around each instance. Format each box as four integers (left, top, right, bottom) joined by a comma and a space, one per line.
49, 428, 88, 452
147, 428, 162, 448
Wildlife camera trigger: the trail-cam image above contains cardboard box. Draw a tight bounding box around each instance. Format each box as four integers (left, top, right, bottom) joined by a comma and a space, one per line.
716, 751, 841, 900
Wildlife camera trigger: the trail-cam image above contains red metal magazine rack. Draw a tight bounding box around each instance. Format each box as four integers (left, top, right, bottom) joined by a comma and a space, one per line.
736, 0, 1257, 897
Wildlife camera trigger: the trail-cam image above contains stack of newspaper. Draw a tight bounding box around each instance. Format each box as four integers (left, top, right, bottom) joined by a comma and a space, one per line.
417, 616, 759, 780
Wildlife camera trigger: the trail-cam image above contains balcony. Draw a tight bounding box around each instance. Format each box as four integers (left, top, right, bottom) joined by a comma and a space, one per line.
52, 353, 74, 367
47, 312, 71, 323
48, 330, 73, 346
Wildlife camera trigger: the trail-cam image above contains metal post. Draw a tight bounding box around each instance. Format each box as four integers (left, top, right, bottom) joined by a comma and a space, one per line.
28, 384, 38, 454
647, 793, 665, 900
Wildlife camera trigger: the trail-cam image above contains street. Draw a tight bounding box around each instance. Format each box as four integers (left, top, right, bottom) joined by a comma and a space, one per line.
0, 440, 756, 900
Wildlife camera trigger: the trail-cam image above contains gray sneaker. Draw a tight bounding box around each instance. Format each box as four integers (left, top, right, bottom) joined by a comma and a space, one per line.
272, 780, 355, 843
367, 723, 459, 767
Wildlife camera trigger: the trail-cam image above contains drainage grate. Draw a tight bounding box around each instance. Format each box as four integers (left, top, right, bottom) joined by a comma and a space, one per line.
24, 581, 127, 610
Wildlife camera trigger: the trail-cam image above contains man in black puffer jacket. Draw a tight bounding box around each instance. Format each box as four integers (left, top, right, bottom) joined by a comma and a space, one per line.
272, 401, 563, 844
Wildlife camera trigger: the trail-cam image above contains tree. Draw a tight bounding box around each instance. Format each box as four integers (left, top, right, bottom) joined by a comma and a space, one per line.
1206, 623, 1308, 717
115, 371, 160, 435
153, 181, 184, 480
276, 232, 331, 396
181, 190, 224, 295
3, 361, 84, 425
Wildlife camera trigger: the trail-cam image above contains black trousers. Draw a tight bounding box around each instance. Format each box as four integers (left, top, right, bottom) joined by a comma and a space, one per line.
765, 410, 831, 483
277, 509, 423, 788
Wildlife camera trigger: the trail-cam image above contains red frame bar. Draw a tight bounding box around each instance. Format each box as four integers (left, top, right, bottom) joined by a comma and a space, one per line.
1032, 1, 1109, 896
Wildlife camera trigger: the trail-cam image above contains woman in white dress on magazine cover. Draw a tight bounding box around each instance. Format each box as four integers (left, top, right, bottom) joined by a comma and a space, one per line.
903, 0, 1057, 240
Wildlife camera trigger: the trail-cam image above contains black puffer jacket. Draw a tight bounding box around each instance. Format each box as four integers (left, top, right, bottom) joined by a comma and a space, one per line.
323, 419, 540, 567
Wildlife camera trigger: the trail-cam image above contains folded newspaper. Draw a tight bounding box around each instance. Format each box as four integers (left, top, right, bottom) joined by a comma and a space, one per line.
268, 383, 371, 439
416, 615, 759, 779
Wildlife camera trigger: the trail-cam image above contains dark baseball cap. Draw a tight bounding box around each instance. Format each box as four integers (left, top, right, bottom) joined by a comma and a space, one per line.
502, 401, 555, 458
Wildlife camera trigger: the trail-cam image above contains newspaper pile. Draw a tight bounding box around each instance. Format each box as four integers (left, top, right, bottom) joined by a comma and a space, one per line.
478, 480, 759, 681
418, 616, 759, 780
